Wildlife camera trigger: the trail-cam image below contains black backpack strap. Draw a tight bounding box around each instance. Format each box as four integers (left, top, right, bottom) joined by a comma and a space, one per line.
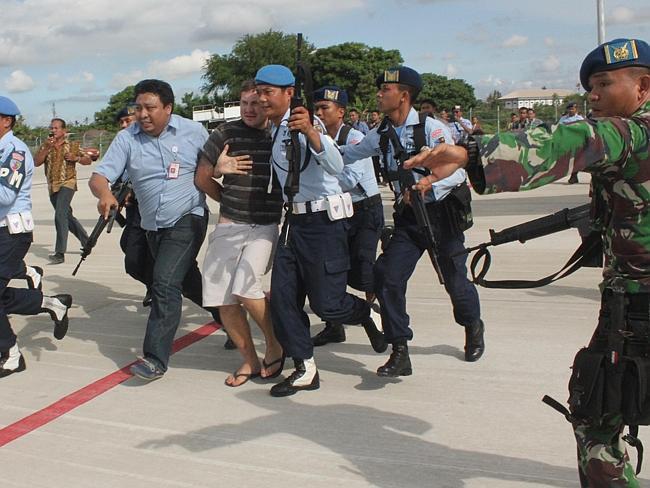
336, 124, 353, 146
469, 231, 601, 289
413, 112, 428, 152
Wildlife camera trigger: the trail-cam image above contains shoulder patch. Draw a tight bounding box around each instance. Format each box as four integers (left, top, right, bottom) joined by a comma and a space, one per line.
0, 149, 26, 193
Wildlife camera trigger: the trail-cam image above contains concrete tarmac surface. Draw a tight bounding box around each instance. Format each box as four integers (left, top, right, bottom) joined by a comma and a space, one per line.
2, 165, 647, 487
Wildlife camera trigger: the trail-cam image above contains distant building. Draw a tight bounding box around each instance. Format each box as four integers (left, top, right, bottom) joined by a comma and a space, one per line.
498, 89, 574, 110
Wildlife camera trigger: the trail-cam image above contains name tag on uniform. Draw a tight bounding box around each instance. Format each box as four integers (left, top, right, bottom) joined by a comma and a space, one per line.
167, 162, 180, 179
7, 213, 25, 234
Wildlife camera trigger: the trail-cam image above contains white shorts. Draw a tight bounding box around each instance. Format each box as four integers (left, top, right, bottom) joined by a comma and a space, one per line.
202, 222, 279, 306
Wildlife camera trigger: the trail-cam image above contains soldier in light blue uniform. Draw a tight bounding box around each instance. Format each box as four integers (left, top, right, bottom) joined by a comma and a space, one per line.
0, 96, 73, 377
255, 65, 383, 397
341, 67, 485, 378
310, 85, 385, 348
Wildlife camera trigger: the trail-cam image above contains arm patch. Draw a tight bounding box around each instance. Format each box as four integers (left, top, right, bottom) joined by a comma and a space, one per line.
0, 149, 26, 193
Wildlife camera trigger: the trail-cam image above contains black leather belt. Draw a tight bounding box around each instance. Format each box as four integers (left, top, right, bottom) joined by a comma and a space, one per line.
353, 193, 382, 211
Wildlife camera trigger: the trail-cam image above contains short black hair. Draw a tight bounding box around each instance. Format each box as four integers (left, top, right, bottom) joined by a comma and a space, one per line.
134, 79, 175, 107
51, 117, 66, 128
420, 98, 436, 110
398, 84, 420, 104
348, 108, 360, 114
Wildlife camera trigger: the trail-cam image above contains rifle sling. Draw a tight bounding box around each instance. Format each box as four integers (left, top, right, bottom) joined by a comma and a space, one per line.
469, 231, 601, 289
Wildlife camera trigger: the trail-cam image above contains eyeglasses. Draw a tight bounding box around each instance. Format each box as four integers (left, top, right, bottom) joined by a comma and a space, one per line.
453, 110, 461, 113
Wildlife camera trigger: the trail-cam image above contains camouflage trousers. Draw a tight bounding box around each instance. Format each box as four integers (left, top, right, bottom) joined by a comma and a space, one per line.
573, 414, 639, 487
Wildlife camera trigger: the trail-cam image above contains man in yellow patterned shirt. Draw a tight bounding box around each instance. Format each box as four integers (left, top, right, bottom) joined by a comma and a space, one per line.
35, 118, 90, 264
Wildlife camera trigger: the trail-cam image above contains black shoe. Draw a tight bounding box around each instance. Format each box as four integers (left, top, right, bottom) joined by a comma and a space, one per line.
312, 322, 346, 347
362, 316, 387, 353
377, 343, 412, 377
567, 174, 578, 184
270, 359, 320, 397
142, 289, 152, 307
224, 334, 237, 350
464, 320, 485, 362
26, 265, 43, 291
43, 294, 72, 340
0, 347, 26, 378
48, 253, 65, 264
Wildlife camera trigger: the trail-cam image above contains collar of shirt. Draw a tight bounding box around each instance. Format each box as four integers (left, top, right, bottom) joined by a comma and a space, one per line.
270, 108, 291, 136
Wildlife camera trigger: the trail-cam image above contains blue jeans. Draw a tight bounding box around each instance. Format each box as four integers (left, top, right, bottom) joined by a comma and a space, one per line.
49, 186, 88, 254
143, 213, 218, 371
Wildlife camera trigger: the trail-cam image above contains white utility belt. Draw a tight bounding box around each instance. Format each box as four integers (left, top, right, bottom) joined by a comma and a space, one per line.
292, 193, 354, 221
0, 211, 34, 234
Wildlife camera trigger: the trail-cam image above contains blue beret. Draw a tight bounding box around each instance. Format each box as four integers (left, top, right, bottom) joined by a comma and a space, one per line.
375, 66, 422, 91
0, 96, 20, 116
580, 38, 650, 91
255, 65, 295, 87
313, 85, 348, 107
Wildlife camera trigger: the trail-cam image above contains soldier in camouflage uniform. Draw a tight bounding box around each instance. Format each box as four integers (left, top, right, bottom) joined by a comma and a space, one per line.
404, 38, 650, 487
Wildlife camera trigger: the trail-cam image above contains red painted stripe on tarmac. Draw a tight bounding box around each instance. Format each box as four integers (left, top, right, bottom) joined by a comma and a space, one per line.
0, 321, 221, 448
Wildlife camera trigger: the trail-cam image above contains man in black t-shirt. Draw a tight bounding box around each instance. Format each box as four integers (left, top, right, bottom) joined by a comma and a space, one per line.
195, 80, 284, 387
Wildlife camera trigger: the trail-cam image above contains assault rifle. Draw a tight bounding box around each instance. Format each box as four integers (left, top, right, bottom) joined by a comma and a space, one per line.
380, 120, 444, 284
463, 203, 591, 254
72, 180, 132, 276
459, 203, 601, 289
284, 32, 313, 203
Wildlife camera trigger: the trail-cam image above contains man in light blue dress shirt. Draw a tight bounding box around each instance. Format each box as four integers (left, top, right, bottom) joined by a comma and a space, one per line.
90, 79, 220, 381
341, 67, 485, 378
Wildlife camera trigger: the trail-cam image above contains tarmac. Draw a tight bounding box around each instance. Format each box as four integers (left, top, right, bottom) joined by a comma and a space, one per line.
2, 164, 648, 488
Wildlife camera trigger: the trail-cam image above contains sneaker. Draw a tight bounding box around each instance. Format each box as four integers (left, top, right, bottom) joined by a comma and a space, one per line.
42, 294, 73, 340
142, 289, 152, 307
130, 358, 164, 381
0, 345, 26, 378
26, 265, 43, 291
48, 253, 65, 265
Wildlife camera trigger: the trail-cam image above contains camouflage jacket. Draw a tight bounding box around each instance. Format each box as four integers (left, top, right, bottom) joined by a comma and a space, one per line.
470, 101, 650, 293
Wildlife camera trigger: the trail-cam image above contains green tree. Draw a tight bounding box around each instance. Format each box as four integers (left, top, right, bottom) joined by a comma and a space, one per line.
202, 30, 313, 101
309, 43, 403, 111
485, 90, 502, 109
174, 91, 211, 119
94, 86, 135, 129
418, 73, 477, 112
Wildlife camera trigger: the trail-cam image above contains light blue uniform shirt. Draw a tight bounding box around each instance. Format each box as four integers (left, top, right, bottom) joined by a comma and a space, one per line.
559, 113, 585, 125
270, 109, 344, 203
94, 114, 208, 231
0, 130, 33, 219
448, 117, 471, 143
341, 108, 466, 203
333, 125, 379, 203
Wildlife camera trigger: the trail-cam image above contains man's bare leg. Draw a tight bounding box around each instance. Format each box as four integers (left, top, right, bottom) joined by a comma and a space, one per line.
239, 296, 283, 378
219, 303, 261, 386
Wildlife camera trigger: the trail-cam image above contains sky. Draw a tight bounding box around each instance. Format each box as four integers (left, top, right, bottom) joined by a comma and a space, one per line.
1, 0, 648, 126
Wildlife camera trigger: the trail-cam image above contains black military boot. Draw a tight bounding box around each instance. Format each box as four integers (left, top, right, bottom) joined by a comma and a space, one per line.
270, 358, 320, 397
361, 316, 387, 353
377, 342, 412, 377
312, 322, 346, 347
464, 320, 485, 362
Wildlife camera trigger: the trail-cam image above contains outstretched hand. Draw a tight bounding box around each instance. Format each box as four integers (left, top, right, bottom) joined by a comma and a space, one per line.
215, 144, 253, 177
404, 144, 469, 194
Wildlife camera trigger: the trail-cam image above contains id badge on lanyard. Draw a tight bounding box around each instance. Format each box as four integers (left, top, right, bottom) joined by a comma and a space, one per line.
167, 145, 180, 179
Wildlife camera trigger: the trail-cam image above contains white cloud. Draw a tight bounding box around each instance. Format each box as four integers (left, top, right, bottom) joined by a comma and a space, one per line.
502, 35, 528, 48
149, 50, 211, 80
110, 70, 145, 90
4, 70, 35, 93
541, 55, 561, 72
446, 64, 458, 77
544, 37, 555, 47
610, 6, 635, 24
